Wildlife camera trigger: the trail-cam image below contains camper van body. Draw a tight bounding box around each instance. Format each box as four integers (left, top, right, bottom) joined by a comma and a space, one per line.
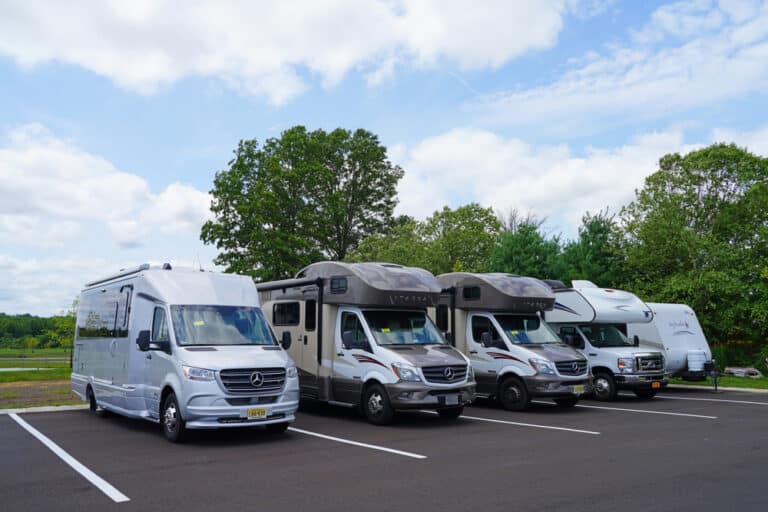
433, 273, 591, 410
71, 264, 299, 441
258, 262, 475, 425
626, 303, 712, 380
544, 281, 667, 400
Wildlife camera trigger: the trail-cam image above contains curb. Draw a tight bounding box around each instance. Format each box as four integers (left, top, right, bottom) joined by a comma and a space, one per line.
667, 384, 768, 394
0, 404, 89, 415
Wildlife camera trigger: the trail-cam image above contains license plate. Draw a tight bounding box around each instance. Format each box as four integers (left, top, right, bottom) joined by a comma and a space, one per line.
247, 407, 267, 420
573, 385, 585, 394
651, 381, 661, 389
444, 394, 459, 406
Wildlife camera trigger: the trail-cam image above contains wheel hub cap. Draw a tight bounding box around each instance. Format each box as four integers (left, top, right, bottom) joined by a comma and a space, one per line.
368, 393, 384, 416
164, 404, 178, 430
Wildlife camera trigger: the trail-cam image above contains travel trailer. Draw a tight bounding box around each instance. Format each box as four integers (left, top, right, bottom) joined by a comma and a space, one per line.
544, 280, 667, 400
432, 273, 591, 411
626, 303, 712, 381
258, 262, 476, 425
71, 264, 299, 442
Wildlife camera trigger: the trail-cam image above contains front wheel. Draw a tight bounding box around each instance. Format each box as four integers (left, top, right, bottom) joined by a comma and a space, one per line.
592, 372, 617, 401
498, 377, 530, 411
633, 388, 657, 399
86, 386, 97, 412
554, 397, 578, 408
161, 393, 187, 443
362, 384, 395, 425
437, 406, 464, 419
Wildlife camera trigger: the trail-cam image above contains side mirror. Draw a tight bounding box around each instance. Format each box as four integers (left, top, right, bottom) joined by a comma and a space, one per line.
281, 331, 292, 350
342, 331, 354, 350
564, 334, 575, 346
444, 332, 454, 345
149, 340, 171, 354
136, 330, 150, 351
633, 335, 640, 347
480, 331, 493, 347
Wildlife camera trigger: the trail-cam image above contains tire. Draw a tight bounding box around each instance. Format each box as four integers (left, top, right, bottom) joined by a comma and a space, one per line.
437, 406, 464, 419
86, 386, 97, 412
265, 422, 290, 434
592, 372, 617, 401
498, 377, 530, 411
554, 397, 578, 408
161, 393, 187, 443
362, 384, 395, 425
633, 388, 657, 399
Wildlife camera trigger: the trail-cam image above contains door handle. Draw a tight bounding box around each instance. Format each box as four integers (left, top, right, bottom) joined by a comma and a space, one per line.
588, 353, 597, 356
469, 350, 478, 354
336, 352, 343, 356
304, 335, 308, 345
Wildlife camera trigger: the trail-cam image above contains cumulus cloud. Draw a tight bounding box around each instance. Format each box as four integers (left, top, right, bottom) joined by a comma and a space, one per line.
473, 0, 768, 130
711, 124, 768, 154
0, 0, 569, 104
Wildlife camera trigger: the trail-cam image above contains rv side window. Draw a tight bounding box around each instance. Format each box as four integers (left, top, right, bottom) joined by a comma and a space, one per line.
115, 286, 132, 338
436, 304, 449, 332
76, 288, 121, 338
463, 286, 481, 300
330, 277, 348, 294
273, 302, 300, 326
305, 300, 317, 331
152, 307, 170, 342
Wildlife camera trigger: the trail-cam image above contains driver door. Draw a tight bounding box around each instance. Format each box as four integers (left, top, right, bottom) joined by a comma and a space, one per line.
332, 309, 371, 404
467, 314, 506, 395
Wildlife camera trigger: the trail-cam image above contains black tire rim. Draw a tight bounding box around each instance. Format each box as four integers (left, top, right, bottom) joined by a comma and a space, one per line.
504, 382, 522, 405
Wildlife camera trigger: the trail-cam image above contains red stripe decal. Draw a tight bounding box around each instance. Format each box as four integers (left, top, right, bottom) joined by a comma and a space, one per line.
352, 355, 388, 369
488, 353, 526, 364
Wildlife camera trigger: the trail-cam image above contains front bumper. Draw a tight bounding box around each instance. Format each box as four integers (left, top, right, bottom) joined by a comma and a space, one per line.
614, 373, 668, 390
385, 381, 476, 410
522, 374, 593, 398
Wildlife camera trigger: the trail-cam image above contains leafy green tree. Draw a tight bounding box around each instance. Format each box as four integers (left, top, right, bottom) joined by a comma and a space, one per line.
488, 222, 563, 279
201, 126, 403, 280
560, 209, 623, 286
347, 216, 428, 268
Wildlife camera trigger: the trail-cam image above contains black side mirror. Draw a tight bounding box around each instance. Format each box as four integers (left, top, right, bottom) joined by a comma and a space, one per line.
342, 331, 354, 349
633, 335, 640, 347
480, 331, 493, 347
444, 332, 454, 345
149, 340, 171, 354
281, 331, 292, 350
564, 334, 575, 346
136, 330, 150, 351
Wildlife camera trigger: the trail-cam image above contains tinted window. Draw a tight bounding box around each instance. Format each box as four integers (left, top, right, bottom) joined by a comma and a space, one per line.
152, 307, 170, 342
341, 312, 368, 345
471, 316, 502, 345
76, 288, 122, 338
330, 276, 348, 294
273, 302, 300, 326
305, 300, 317, 331
463, 286, 481, 300
436, 304, 449, 331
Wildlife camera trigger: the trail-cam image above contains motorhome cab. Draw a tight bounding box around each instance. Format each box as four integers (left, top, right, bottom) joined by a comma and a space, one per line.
626, 303, 713, 381
544, 280, 667, 400
71, 264, 299, 442
432, 273, 591, 411
258, 262, 476, 425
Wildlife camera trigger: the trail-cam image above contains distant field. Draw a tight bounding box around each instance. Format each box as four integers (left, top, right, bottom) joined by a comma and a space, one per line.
0, 348, 70, 359
0, 380, 80, 409
670, 375, 768, 390
0, 360, 70, 369
0, 368, 71, 384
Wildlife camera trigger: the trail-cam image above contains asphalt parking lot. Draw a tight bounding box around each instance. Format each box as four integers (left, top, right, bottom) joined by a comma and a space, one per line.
2, 387, 767, 511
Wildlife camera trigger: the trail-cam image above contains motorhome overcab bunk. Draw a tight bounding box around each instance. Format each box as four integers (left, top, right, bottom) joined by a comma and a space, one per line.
432, 273, 591, 411
626, 303, 713, 381
257, 262, 476, 425
544, 280, 667, 400
71, 264, 299, 442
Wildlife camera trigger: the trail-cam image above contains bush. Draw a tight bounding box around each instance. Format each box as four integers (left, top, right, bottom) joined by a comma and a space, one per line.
710, 341, 759, 368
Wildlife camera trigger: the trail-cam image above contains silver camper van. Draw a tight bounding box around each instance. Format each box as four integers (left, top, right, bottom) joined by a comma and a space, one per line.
432, 273, 592, 411
71, 264, 299, 442
258, 262, 476, 425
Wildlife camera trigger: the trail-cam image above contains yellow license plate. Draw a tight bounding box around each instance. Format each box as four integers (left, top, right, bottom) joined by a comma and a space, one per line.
247, 407, 267, 420
573, 385, 585, 394
651, 381, 661, 389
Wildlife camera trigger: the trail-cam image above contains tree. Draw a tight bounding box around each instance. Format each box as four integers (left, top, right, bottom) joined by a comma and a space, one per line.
488, 222, 563, 279
201, 126, 403, 280
560, 209, 623, 286
347, 216, 428, 268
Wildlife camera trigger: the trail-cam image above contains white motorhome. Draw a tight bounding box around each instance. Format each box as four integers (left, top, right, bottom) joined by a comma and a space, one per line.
626, 303, 712, 381
432, 273, 592, 411
544, 280, 667, 400
71, 264, 299, 442
258, 262, 476, 425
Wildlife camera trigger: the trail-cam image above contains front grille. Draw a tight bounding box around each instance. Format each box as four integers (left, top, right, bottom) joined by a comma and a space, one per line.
225, 396, 279, 406
220, 368, 286, 394
555, 360, 588, 376
421, 365, 467, 384
636, 355, 664, 373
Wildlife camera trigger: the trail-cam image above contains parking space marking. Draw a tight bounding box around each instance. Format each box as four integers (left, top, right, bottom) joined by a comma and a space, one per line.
567, 403, 717, 419
649, 395, 768, 406
418, 410, 600, 435
9, 413, 130, 503
287, 427, 427, 459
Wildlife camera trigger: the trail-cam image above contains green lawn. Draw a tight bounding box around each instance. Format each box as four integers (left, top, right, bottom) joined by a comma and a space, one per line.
670, 375, 768, 390
0, 368, 71, 383
0, 348, 70, 359
0, 360, 70, 369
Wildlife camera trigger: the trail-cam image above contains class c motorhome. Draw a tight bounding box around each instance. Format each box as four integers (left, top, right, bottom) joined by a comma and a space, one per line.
257, 262, 476, 425
543, 280, 667, 400
71, 264, 299, 442
626, 303, 713, 380
432, 273, 591, 411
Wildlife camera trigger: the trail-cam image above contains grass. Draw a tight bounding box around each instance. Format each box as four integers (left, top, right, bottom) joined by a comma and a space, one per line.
0, 360, 70, 369
0, 348, 70, 359
0, 368, 71, 384
0, 379, 82, 409
670, 375, 768, 390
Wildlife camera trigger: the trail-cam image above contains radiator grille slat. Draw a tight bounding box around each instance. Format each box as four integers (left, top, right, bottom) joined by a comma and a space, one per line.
421, 365, 467, 384
555, 360, 588, 376
220, 368, 286, 394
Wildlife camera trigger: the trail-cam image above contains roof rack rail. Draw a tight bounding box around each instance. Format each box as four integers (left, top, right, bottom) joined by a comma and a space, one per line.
85, 263, 151, 288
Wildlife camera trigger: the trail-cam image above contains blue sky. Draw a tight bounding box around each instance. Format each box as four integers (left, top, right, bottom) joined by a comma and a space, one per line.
1, 0, 767, 315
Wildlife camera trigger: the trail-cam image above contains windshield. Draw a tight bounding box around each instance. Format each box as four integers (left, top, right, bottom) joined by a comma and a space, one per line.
579, 324, 632, 347
494, 315, 561, 344
170, 305, 277, 346
362, 310, 445, 346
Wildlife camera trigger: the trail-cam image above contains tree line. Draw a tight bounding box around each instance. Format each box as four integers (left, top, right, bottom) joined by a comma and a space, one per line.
0, 312, 75, 349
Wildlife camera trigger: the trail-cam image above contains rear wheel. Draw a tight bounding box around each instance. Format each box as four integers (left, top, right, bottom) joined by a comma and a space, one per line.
437, 406, 464, 419
362, 384, 394, 425
592, 372, 617, 401
498, 377, 530, 411
554, 397, 578, 408
161, 393, 187, 443
265, 422, 290, 434
86, 386, 97, 412
633, 388, 657, 399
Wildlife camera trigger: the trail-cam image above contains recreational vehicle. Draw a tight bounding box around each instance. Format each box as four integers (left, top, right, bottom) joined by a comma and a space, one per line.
432, 273, 591, 411
71, 264, 299, 442
544, 280, 667, 400
258, 262, 476, 425
626, 303, 712, 381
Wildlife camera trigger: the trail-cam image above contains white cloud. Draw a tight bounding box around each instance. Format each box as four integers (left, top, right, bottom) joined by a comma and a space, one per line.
473, 0, 768, 130
0, 0, 569, 105
711, 124, 768, 154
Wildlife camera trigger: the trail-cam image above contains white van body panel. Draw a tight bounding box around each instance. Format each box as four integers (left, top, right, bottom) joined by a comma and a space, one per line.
546, 285, 653, 325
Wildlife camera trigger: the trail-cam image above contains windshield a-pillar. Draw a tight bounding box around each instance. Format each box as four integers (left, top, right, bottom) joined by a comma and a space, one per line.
362, 310, 445, 346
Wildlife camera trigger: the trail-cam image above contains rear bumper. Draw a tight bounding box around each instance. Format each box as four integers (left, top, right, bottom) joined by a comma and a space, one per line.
386, 381, 476, 409
615, 373, 668, 390
522, 375, 593, 398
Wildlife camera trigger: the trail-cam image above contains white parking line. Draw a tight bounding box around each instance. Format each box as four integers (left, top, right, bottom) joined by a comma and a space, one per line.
653, 395, 768, 406
9, 413, 129, 503
571, 403, 717, 419
287, 427, 427, 459
419, 410, 600, 435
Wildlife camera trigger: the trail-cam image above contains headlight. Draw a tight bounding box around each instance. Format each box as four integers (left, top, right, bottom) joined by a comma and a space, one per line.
286, 366, 298, 378
617, 357, 635, 373
392, 362, 422, 382
182, 365, 215, 381
529, 358, 556, 375
467, 365, 475, 381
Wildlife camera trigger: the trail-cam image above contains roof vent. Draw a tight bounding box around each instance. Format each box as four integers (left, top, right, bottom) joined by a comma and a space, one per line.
162, 263, 172, 270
